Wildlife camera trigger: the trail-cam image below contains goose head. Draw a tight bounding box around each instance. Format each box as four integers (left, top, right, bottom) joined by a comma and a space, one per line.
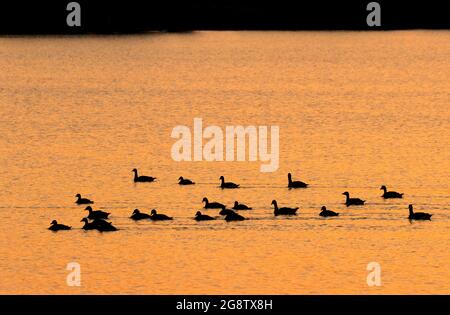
234, 201, 239, 207
271, 200, 277, 206
80, 218, 89, 223
75, 194, 81, 198
178, 176, 184, 181
321, 206, 327, 211
288, 173, 292, 179
151, 209, 157, 216
202, 197, 208, 204
132, 168, 138, 173
380, 185, 387, 191
408, 204, 414, 213
84, 206, 93, 212
219, 176, 225, 181
195, 211, 202, 216
342, 192, 350, 197
51, 220, 57, 225
132, 209, 140, 214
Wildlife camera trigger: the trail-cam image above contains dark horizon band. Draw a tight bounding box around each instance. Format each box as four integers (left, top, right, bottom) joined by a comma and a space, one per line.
0, 0, 449, 34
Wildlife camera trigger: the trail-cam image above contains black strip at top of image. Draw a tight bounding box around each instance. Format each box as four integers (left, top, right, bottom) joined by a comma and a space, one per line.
0, 0, 449, 34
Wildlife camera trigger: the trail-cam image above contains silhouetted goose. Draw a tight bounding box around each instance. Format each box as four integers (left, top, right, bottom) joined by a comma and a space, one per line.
130, 209, 151, 220
342, 192, 365, 206
178, 176, 195, 185
75, 194, 93, 205
271, 200, 298, 216
287, 173, 308, 188
232, 201, 252, 210
380, 185, 403, 199
48, 220, 71, 231
319, 206, 339, 217
219, 206, 236, 216
219, 176, 239, 189
150, 209, 173, 221
85, 206, 110, 220
80, 218, 97, 230
194, 211, 215, 221
408, 204, 432, 220
132, 168, 156, 183
202, 197, 225, 209
224, 211, 246, 221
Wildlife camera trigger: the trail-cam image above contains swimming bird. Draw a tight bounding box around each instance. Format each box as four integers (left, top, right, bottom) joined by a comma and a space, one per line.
219, 176, 239, 189
319, 206, 339, 217
75, 194, 94, 205
287, 173, 308, 188
219, 206, 236, 216
85, 206, 110, 220
232, 201, 252, 210
408, 204, 432, 220
271, 200, 298, 216
150, 209, 173, 221
81, 218, 117, 231
178, 176, 195, 185
132, 168, 156, 182
194, 211, 215, 221
380, 185, 403, 199
48, 220, 71, 231
130, 209, 151, 220
224, 211, 246, 221
202, 197, 225, 209
342, 192, 365, 206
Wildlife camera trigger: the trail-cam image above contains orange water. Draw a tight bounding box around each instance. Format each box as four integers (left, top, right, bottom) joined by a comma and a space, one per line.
0, 31, 449, 294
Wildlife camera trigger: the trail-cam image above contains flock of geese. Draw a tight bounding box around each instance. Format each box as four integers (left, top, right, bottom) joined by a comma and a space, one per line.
48, 169, 433, 232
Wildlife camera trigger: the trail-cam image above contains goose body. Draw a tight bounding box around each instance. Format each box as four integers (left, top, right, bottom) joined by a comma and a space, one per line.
130, 209, 151, 220
81, 218, 117, 231
75, 194, 94, 205
319, 206, 339, 217
219, 207, 236, 216
271, 200, 298, 216
202, 197, 225, 209
287, 173, 308, 188
342, 192, 365, 206
48, 220, 71, 231
178, 176, 195, 185
408, 204, 432, 220
132, 168, 156, 183
224, 211, 246, 221
219, 176, 239, 189
232, 201, 252, 210
380, 185, 403, 199
150, 209, 173, 221
85, 206, 110, 220
194, 211, 215, 221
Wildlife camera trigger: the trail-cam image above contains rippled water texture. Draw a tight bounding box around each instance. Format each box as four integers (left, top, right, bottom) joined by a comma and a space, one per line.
0, 31, 449, 294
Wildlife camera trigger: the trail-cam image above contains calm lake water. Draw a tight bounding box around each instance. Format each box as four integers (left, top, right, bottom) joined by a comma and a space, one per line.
0, 31, 449, 294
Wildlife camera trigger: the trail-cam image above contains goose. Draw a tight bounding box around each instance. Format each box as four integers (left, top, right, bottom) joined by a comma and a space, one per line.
85, 206, 110, 220
219, 206, 236, 216
219, 176, 239, 189
342, 192, 365, 206
380, 185, 403, 199
178, 176, 195, 185
287, 173, 308, 188
271, 200, 298, 216
130, 209, 151, 220
92, 218, 118, 231
48, 220, 71, 231
202, 197, 225, 209
75, 194, 94, 205
132, 168, 156, 183
150, 209, 173, 221
408, 204, 432, 220
194, 211, 215, 221
232, 201, 252, 210
319, 206, 339, 217
224, 211, 246, 221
